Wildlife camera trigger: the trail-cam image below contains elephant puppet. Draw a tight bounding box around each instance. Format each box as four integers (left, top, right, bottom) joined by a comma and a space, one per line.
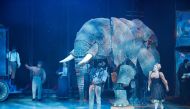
60, 17, 160, 106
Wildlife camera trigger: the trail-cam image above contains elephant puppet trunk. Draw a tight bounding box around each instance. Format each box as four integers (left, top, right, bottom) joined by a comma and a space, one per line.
59, 53, 74, 63
78, 54, 93, 65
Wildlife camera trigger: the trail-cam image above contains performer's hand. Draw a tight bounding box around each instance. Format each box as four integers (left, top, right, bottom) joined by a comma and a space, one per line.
18, 64, 21, 68
148, 87, 150, 91
25, 64, 29, 68
166, 86, 169, 92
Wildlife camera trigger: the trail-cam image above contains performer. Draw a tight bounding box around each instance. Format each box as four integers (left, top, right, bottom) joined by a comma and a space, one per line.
148, 63, 169, 109
89, 60, 108, 109
7, 46, 21, 85
57, 62, 68, 76
56, 62, 69, 98
177, 59, 190, 103
25, 61, 46, 101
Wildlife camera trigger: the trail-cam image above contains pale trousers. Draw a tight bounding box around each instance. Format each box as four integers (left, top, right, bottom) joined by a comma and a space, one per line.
32, 76, 42, 99
89, 84, 101, 109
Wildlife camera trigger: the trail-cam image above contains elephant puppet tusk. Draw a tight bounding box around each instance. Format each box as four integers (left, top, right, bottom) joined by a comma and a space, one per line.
59, 54, 74, 63
78, 54, 93, 65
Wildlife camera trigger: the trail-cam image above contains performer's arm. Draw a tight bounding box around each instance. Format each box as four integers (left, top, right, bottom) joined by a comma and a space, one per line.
25, 64, 36, 72
101, 69, 108, 83
42, 69, 46, 83
160, 72, 169, 92
17, 52, 21, 68
6, 51, 10, 59
148, 71, 152, 91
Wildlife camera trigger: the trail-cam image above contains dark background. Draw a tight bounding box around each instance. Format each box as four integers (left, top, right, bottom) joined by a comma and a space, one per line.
0, 0, 190, 95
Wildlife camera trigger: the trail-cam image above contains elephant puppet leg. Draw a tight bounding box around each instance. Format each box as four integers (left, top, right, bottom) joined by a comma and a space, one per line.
113, 90, 129, 107
77, 74, 84, 102
113, 65, 136, 107
75, 58, 89, 103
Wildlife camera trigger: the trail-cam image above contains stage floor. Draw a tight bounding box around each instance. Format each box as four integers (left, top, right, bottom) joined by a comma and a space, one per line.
1, 97, 190, 109
0, 97, 110, 109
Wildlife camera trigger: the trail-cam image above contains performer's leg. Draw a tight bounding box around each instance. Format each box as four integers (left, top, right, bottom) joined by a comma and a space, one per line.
8, 63, 11, 75
32, 78, 37, 100
11, 71, 15, 84
160, 101, 164, 109
89, 85, 95, 109
9, 64, 14, 84
11, 70, 16, 79
95, 85, 101, 109
154, 102, 159, 109
8, 64, 12, 80
37, 78, 42, 100
8, 65, 14, 89
11, 62, 17, 86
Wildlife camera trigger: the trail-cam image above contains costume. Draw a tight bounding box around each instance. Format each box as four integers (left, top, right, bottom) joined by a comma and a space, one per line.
32, 68, 46, 100
177, 60, 190, 102
26, 65, 46, 100
7, 51, 21, 80
150, 77, 166, 102
89, 60, 108, 109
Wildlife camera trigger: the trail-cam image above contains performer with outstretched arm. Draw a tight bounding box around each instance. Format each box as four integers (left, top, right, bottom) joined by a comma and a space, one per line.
25, 61, 46, 101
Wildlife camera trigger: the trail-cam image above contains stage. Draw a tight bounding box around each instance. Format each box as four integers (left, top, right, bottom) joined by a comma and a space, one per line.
1, 96, 190, 109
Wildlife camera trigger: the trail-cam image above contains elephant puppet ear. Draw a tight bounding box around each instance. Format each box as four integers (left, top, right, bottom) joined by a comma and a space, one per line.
137, 46, 160, 77
111, 17, 135, 66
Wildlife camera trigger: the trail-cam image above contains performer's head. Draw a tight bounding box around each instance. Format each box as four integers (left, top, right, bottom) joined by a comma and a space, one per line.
37, 61, 43, 68
184, 59, 190, 68
98, 61, 106, 68
183, 59, 189, 64
153, 63, 161, 72
11, 46, 16, 52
